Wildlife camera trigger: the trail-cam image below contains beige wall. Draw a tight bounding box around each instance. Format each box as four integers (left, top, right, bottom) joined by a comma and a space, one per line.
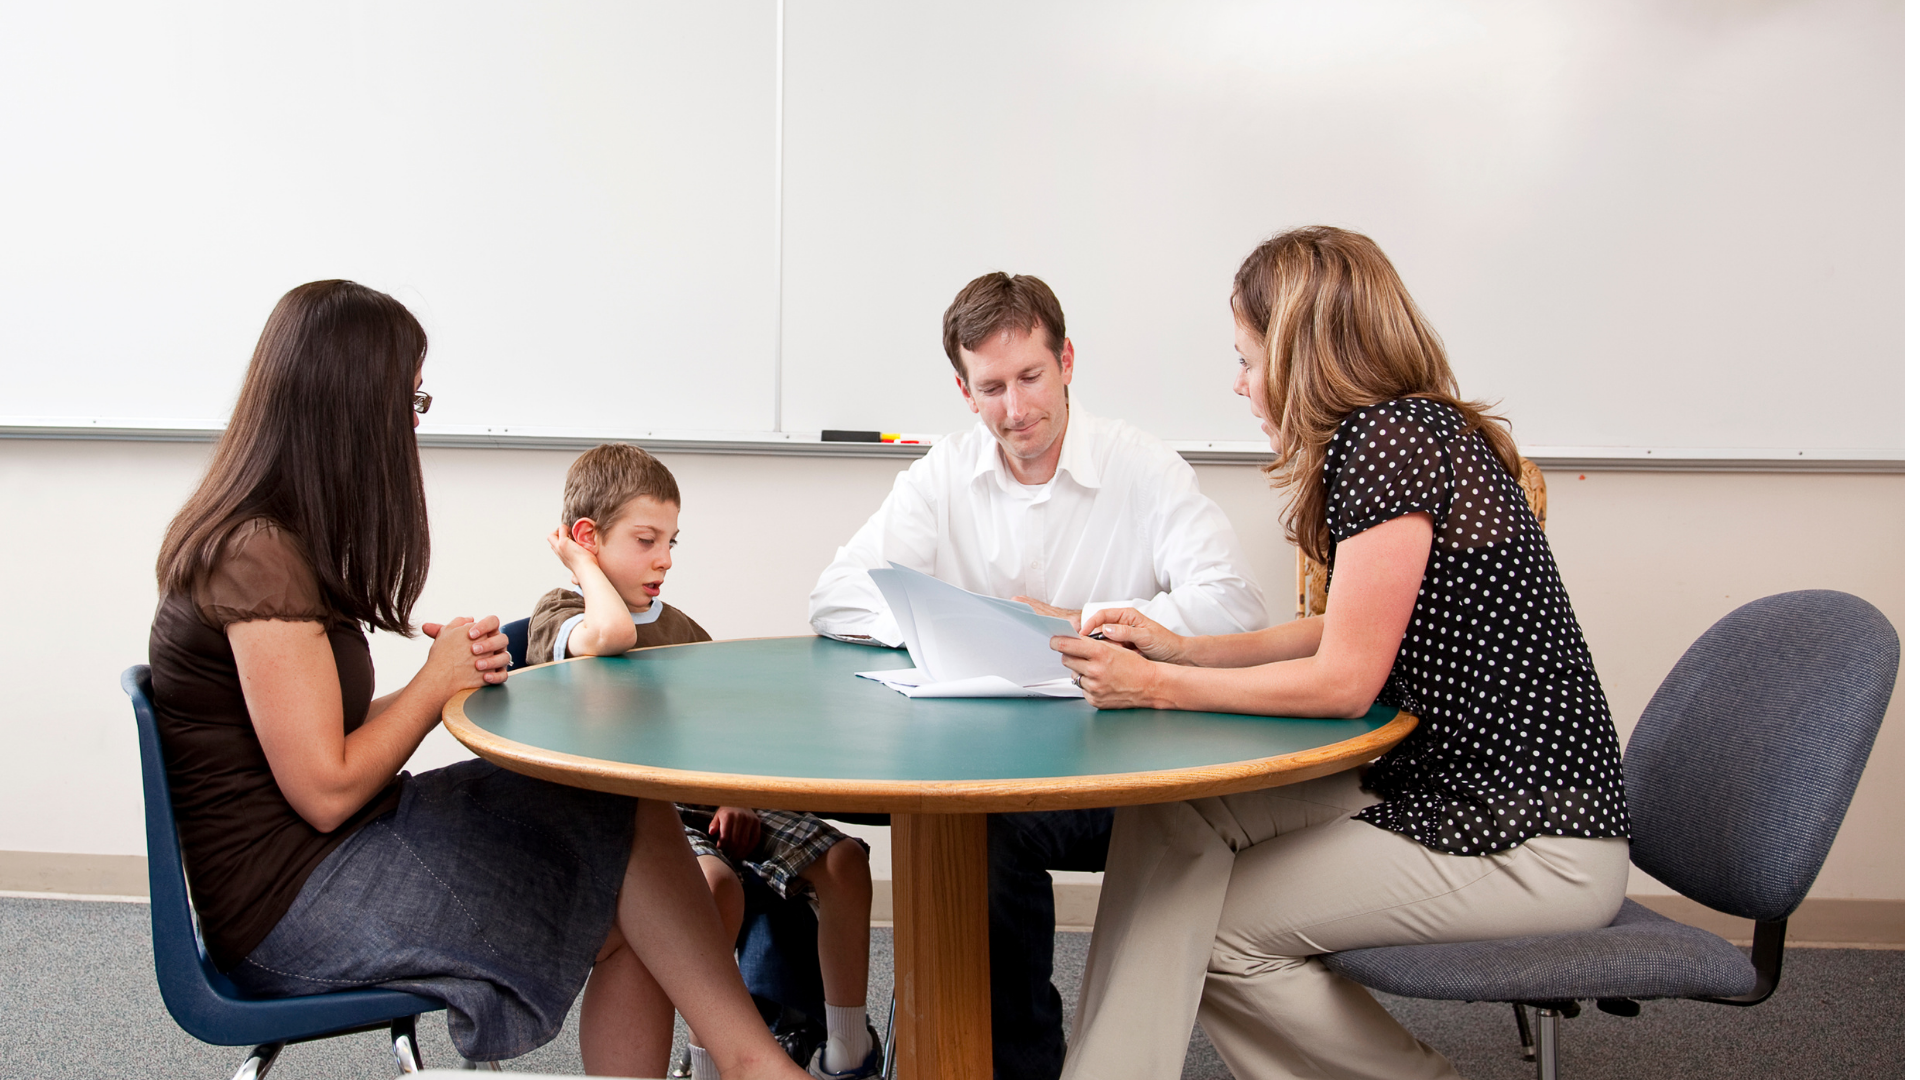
1530, 469, 1903, 900
0, 440, 1901, 903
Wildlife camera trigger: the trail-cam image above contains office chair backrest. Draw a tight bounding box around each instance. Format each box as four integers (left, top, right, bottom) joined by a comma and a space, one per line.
503, 617, 531, 670
1624, 590, 1899, 923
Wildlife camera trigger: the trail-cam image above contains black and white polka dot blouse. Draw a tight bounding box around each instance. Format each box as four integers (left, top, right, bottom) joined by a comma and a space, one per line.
1324, 397, 1630, 857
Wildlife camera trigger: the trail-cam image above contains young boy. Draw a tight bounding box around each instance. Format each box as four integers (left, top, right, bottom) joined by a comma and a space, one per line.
527, 443, 881, 1080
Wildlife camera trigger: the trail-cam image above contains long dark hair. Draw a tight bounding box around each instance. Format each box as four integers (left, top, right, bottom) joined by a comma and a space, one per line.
157, 280, 430, 634
1231, 226, 1521, 563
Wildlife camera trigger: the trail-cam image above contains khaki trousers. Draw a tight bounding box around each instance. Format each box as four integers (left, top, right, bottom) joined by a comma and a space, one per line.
1062, 770, 1628, 1080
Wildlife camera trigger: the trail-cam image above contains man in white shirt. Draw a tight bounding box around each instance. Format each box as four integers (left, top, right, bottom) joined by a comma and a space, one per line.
808, 272, 1266, 1080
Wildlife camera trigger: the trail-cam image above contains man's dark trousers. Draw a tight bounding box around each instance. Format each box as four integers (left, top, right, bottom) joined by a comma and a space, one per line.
990, 807, 1113, 1080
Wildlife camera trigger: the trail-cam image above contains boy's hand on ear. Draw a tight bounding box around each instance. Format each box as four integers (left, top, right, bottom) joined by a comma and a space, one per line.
547, 526, 598, 581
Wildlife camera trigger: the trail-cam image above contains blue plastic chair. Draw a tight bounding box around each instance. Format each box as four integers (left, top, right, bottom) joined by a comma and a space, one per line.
501, 617, 531, 670
1321, 591, 1901, 1079
122, 665, 446, 1079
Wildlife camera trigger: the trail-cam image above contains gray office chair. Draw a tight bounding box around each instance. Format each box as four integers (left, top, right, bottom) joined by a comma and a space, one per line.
1322, 590, 1900, 1079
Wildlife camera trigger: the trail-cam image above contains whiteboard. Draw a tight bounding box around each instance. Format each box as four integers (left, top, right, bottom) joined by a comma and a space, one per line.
0, 1, 778, 436
1, 0, 1901, 456
778, 0, 1902, 452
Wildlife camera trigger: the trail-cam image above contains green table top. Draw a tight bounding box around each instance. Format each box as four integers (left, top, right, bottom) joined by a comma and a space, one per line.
446, 636, 1411, 812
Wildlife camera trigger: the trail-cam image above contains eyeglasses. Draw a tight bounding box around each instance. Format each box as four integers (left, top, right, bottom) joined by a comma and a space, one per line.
412, 391, 433, 415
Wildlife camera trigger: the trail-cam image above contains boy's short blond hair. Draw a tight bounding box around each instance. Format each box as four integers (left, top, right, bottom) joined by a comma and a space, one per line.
562, 443, 681, 528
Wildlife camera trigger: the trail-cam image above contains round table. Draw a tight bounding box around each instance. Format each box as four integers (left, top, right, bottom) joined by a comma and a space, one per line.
443, 636, 1414, 1080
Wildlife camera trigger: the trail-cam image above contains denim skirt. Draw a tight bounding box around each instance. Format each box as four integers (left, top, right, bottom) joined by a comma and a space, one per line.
229, 759, 636, 1061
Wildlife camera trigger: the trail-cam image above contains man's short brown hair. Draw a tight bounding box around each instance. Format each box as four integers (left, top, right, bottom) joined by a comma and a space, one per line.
941, 272, 1066, 381
562, 443, 681, 528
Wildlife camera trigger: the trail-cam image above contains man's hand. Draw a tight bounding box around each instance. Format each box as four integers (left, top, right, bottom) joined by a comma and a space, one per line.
709, 806, 762, 861
547, 526, 597, 585
1014, 595, 1081, 634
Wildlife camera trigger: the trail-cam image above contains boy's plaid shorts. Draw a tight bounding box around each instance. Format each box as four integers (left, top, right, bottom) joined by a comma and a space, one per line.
677, 805, 865, 900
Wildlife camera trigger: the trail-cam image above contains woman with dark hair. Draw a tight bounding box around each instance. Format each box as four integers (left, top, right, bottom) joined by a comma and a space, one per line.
149, 280, 807, 1078
1051, 229, 1630, 1080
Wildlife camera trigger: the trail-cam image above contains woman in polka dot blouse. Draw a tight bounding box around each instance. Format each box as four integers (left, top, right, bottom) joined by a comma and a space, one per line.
1051, 226, 1631, 1080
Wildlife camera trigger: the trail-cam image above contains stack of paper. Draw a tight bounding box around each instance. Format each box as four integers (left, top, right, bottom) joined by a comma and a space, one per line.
856, 564, 1082, 698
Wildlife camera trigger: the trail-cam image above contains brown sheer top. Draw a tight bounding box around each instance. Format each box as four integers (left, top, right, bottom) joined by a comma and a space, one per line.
147, 520, 402, 970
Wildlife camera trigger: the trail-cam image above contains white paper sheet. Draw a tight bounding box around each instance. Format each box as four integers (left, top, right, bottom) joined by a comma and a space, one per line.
854, 668, 1084, 699
862, 564, 1081, 698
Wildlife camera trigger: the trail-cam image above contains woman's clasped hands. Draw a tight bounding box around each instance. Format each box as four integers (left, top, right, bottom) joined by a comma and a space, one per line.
1050, 607, 1191, 709
420, 615, 514, 689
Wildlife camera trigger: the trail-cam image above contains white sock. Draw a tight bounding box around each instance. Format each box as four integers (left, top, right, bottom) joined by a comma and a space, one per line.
824, 1003, 872, 1073
689, 1044, 719, 1080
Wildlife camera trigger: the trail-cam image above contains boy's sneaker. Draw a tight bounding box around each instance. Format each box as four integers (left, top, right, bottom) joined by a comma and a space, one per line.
805, 1023, 882, 1080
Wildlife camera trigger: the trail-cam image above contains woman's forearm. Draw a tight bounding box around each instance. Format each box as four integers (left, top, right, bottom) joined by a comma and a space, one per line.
1139, 517, 1432, 718
290, 675, 456, 832
1149, 651, 1380, 718
1183, 617, 1325, 668
322, 619, 507, 828
337, 682, 445, 788
298, 720, 430, 830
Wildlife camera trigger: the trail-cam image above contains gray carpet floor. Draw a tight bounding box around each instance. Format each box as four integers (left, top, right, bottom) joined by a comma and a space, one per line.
0, 897, 1900, 1078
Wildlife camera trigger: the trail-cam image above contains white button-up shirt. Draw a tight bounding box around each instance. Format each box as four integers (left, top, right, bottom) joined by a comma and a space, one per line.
809, 411, 1269, 647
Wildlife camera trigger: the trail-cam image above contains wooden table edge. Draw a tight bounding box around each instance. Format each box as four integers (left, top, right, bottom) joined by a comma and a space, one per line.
442, 687, 1417, 813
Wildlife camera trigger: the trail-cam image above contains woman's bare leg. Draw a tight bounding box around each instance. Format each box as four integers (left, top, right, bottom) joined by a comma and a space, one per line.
585, 798, 805, 1080
580, 926, 675, 1077
685, 855, 750, 1075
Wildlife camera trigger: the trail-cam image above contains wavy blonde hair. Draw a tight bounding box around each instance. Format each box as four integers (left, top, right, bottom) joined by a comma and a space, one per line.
1231, 226, 1520, 563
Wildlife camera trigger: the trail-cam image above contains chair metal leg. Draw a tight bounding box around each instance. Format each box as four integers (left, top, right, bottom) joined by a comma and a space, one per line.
1533, 1007, 1560, 1080
882, 995, 897, 1079
230, 1042, 283, 1080
1512, 1002, 1536, 1061
392, 1015, 424, 1074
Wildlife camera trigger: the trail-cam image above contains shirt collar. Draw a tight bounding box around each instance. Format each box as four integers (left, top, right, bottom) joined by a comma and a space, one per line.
1053, 410, 1101, 490
968, 409, 1102, 493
